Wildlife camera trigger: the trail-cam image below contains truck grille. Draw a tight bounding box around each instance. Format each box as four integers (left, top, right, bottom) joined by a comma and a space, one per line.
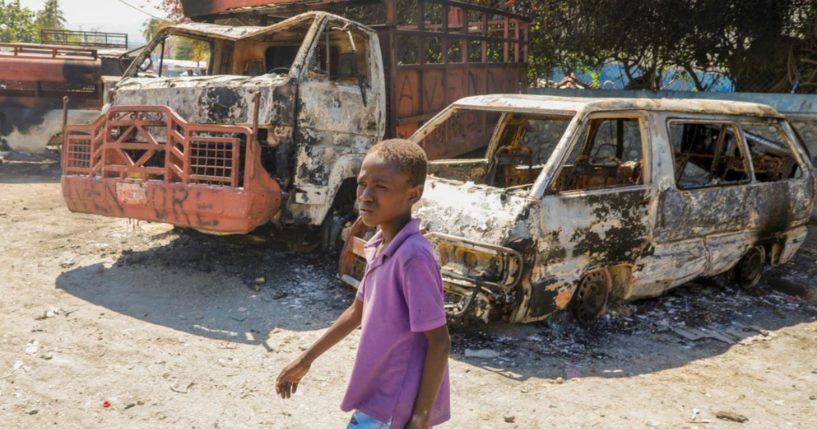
62, 106, 253, 188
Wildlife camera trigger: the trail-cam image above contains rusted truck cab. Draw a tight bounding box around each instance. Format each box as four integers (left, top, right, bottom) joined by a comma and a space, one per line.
341, 95, 817, 324
61, 12, 385, 234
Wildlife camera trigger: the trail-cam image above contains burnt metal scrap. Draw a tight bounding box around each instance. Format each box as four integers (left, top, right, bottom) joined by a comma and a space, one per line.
340, 95, 817, 324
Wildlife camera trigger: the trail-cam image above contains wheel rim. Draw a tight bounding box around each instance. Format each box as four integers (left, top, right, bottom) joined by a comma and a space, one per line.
738, 247, 763, 287
573, 270, 609, 323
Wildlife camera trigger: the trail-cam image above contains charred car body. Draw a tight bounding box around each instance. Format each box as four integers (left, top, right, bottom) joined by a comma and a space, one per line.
60, 1, 529, 241
340, 95, 816, 323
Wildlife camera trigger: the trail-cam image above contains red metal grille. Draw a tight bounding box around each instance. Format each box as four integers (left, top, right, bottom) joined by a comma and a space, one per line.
189, 138, 240, 185
62, 105, 257, 188
64, 135, 92, 170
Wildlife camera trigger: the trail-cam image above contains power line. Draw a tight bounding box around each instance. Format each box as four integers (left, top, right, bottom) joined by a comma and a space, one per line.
116, 0, 167, 21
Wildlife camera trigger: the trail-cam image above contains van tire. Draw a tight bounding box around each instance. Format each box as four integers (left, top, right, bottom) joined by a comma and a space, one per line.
569, 269, 611, 324
734, 245, 766, 290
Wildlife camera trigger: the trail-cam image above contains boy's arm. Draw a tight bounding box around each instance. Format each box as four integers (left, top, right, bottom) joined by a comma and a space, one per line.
407, 324, 451, 429
275, 298, 363, 399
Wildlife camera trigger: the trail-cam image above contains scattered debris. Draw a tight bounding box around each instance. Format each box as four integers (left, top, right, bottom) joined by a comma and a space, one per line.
715, 411, 748, 423
170, 381, 195, 394
670, 323, 771, 345
35, 307, 63, 320
24, 339, 39, 355
671, 326, 735, 344
503, 415, 516, 423
464, 349, 501, 359
27, 409, 38, 415
1, 361, 25, 379
767, 278, 817, 304
102, 400, 111, 408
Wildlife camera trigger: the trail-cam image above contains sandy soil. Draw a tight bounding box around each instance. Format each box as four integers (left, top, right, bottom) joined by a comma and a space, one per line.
1, 160, 816, 428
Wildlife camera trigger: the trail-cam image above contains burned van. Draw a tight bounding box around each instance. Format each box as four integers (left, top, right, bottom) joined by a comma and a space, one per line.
340, 95, 816, 324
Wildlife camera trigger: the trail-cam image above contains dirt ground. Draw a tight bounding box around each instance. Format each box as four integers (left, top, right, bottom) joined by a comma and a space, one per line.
1, 159, 817, 429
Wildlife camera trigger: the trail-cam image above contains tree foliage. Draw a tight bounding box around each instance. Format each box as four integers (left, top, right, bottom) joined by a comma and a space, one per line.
142, 17, 168, 43
36, 0, 65, 30
500, 0, 817, 92
143, 2, 207, 63
0, 0, 39, 42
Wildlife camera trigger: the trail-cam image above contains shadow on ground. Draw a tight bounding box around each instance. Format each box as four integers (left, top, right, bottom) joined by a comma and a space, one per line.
56, 226, 817, 382
56, 230, 354, 351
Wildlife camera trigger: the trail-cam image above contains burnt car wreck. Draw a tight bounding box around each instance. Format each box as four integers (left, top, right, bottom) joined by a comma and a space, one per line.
340, 95, 817, 324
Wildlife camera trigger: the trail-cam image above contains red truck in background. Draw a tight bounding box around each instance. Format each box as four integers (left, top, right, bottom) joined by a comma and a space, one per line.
0, 30, 133, 154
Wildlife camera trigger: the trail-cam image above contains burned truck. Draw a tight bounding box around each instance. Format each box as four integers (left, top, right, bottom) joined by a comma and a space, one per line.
60, 1, 529, 246
0, 30, 133, 154
340, 95, 816, 324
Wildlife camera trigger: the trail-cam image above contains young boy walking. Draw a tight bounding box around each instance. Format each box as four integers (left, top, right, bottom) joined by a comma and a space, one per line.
276, 139, 451, 429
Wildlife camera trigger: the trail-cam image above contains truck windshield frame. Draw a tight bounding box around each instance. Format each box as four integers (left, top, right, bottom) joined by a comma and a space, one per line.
124, 20, 317, 79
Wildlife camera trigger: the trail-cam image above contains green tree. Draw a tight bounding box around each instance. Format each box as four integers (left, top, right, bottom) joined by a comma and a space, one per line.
501, 0, 817, 92
35, 0, 65, 30
172, 37, 208, 63
142, 17, 169, 43
0, 0, 39, 42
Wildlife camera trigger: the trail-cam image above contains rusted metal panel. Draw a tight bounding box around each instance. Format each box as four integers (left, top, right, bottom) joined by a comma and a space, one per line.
61, 105, 282, 234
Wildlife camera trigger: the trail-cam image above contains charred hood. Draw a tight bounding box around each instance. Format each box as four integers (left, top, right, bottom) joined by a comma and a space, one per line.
416, 178, 534, 248
112, 75, 292, 125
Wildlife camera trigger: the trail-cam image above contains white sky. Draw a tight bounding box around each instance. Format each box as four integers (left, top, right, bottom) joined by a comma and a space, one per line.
19, 0, 171, 46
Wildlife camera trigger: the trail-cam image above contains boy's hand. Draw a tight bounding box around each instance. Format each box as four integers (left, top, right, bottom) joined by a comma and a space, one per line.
275, 358, 311, 399
405, 414, 429, 429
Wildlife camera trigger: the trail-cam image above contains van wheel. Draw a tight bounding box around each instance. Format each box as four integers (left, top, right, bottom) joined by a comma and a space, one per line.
734, 246, 766, 290
569, 269, 611, 324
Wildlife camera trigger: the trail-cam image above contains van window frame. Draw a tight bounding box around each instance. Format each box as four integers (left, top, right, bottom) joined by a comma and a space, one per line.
545, 111, 652, 197
737, 117, 808, 182
665, 117, 754, 191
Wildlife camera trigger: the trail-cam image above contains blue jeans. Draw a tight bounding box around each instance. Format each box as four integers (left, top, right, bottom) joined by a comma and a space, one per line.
346, 410, 392, 429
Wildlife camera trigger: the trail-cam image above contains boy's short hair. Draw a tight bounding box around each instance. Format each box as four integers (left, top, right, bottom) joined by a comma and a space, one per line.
367, 139, 428, 187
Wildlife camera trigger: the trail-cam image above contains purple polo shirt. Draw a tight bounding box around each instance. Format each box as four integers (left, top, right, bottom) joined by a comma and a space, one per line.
340, 218, 451, 428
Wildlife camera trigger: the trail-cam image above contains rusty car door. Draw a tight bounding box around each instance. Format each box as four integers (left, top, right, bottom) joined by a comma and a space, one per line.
527, 112, 655, 318
647, 115, 754, 294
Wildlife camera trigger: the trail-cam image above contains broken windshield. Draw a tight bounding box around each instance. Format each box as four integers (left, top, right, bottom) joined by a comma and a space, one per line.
127, 21, 312, 79
422, 107, 573, 189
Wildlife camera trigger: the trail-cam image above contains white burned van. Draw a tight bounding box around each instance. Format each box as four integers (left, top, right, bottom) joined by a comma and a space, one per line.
341, 95, 816, 324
